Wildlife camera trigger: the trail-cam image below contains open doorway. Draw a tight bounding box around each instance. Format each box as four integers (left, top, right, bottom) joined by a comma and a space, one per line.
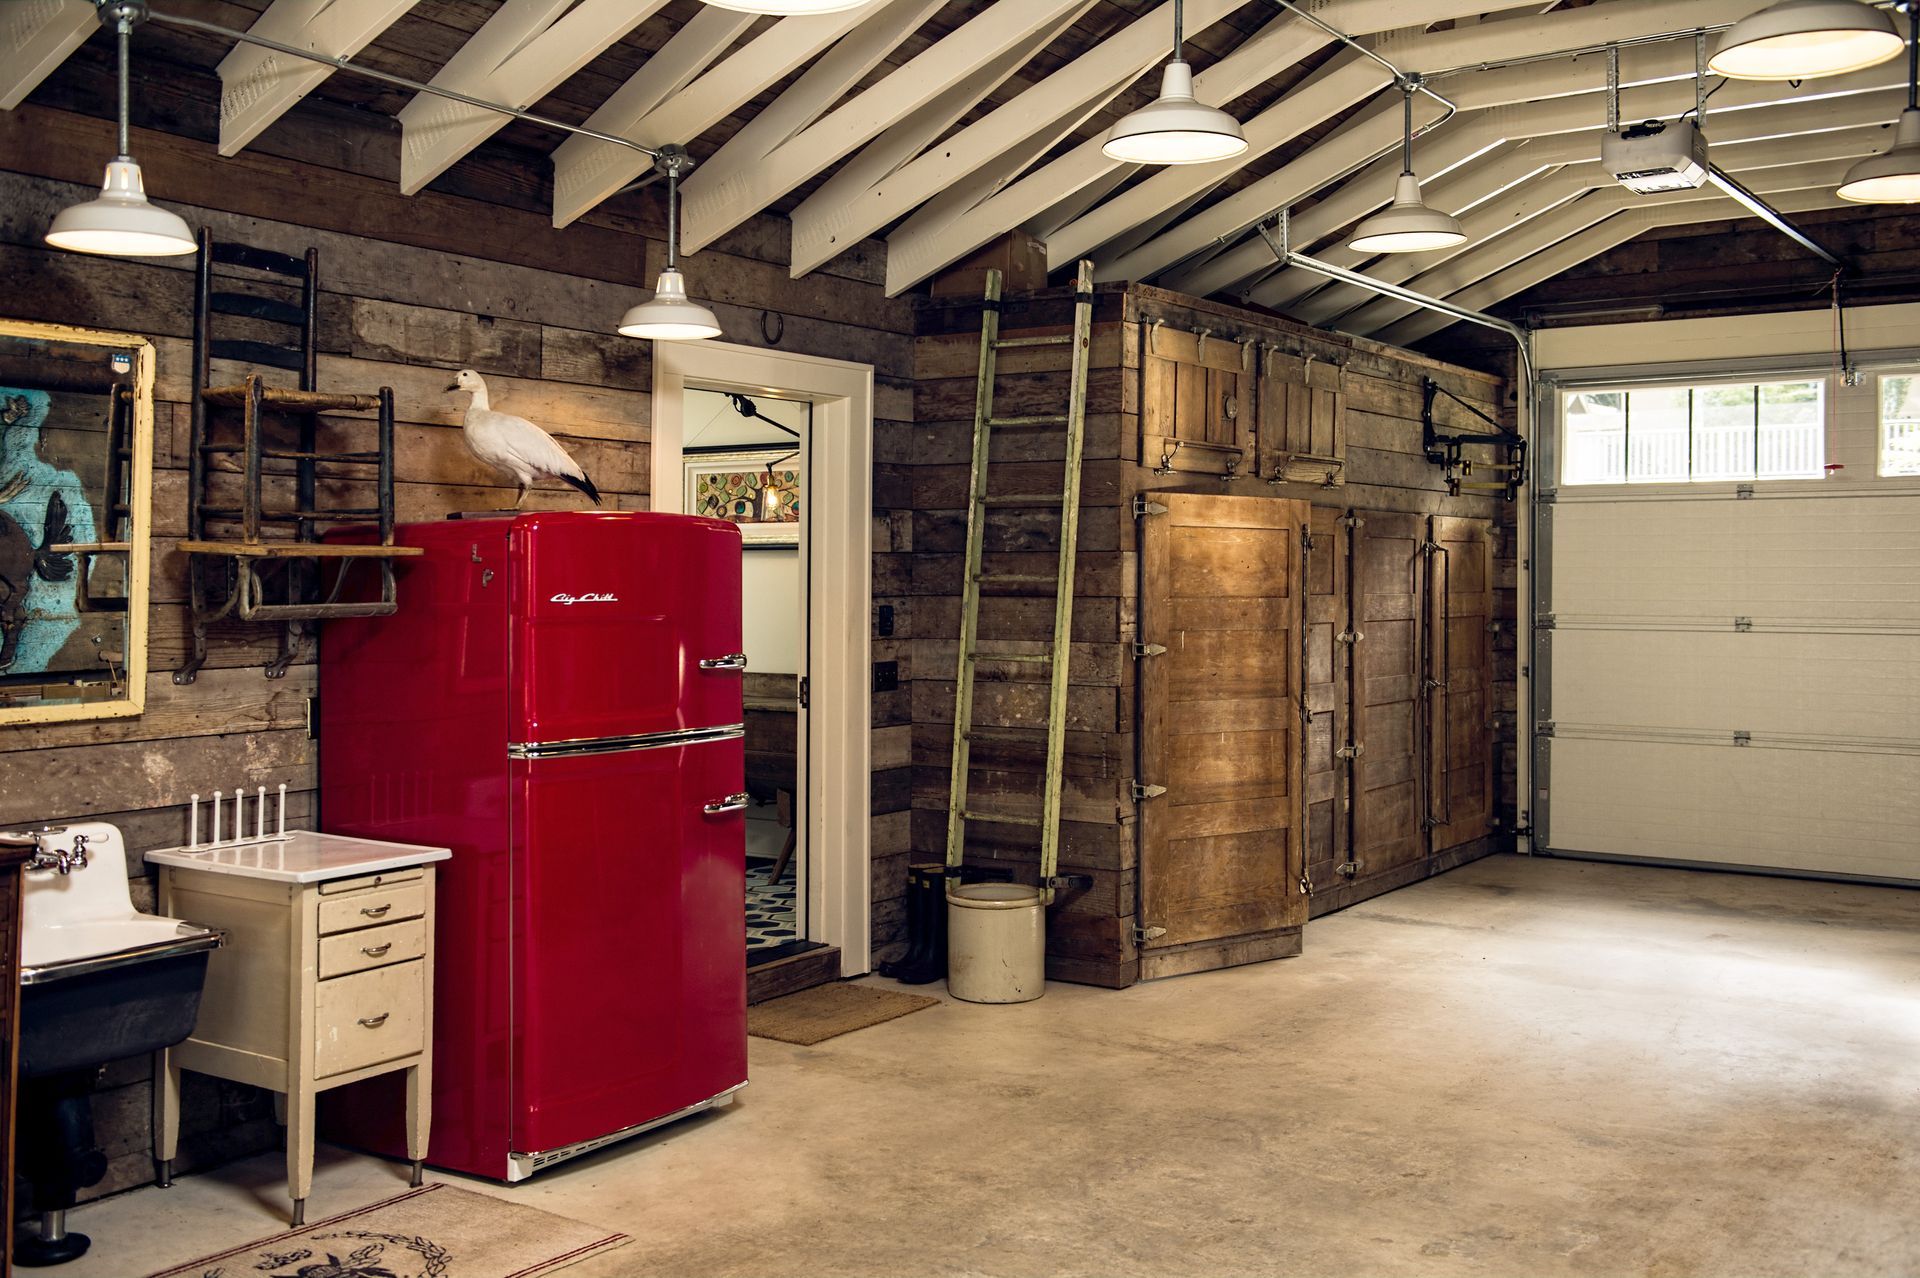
652, 341, 874, 986
682, 388, 811, 960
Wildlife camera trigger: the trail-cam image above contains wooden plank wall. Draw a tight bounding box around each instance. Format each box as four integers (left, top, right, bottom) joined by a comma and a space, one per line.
911, 285, 1519, 987
0, 90, 914, 1197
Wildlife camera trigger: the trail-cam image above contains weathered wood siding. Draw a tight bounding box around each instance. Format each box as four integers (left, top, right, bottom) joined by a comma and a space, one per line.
0, 93, 913, 1199
912, 285, 1519, 987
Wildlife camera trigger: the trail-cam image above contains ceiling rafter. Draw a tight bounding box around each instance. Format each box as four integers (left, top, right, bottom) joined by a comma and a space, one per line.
396, 0, 666, 196
0, 0, 96, 111
679, 0, 1093, 258
216, 0, 420, 157
550, 7, 869, 230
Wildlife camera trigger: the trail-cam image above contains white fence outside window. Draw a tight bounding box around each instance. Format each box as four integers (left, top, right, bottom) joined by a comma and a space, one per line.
1561, 379, 1825, 486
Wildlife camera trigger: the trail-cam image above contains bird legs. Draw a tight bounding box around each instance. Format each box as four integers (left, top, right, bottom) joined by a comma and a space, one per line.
514, 484, 528, 510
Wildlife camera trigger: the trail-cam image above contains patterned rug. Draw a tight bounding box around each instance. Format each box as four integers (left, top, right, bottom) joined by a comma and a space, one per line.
146, 1183, 626, 1278
746, 860, 797, 952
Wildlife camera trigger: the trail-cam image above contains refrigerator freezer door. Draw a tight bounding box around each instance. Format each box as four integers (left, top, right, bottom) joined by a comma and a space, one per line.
510, 512, 745, 746
509, 733, 748, 1160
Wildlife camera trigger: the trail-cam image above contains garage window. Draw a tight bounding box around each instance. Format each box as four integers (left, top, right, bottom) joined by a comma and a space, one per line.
1561, 379, 1825, 485
1882, 373, 1920, 477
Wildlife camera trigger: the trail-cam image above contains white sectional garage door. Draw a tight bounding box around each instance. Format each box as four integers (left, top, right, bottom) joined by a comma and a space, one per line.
1538, 484, 1920, 884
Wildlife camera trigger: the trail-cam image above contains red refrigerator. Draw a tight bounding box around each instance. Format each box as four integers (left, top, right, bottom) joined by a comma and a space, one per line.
319, 511, 749, 1181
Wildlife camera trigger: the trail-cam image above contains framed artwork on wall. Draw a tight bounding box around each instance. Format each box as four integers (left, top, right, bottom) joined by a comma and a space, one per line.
684, 448, 801, 547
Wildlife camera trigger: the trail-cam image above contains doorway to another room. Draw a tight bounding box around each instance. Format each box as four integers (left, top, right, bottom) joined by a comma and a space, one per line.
682, 388, 812, 962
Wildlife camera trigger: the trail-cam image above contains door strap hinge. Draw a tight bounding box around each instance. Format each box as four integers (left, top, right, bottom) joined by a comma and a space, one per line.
1335, 742, 1364, 759
1133, 496, 1169, 517
1131, 781, 1168, 801
1135, 924, 1168, 943
1133, 642, 1168, 657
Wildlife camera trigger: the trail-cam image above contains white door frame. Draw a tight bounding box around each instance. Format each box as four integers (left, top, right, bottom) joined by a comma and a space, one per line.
652, 341, 874, 975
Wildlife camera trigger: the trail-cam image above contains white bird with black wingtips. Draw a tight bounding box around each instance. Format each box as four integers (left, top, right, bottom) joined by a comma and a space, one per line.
447, 369, 601, 508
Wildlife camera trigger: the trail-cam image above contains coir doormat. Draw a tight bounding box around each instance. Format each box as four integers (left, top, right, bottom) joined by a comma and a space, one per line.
748, 981, 939, 1045
146, 1183, 627, 1278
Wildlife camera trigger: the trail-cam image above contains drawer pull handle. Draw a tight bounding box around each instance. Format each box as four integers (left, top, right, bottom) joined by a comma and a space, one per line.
360, 904, 392, 918
358, 1012, 390, 1028
703, 792, 750, 815
361, 943, 393, 957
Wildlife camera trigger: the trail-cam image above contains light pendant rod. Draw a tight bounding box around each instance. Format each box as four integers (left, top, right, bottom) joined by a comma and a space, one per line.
146, 9, 661, 161
1400, 82, 1414, 173
113, 4, 132, 159
664, 149, 685, 272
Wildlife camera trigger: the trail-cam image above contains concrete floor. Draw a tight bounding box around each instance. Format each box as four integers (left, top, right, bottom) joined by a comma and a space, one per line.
47, 854, 1920, 1277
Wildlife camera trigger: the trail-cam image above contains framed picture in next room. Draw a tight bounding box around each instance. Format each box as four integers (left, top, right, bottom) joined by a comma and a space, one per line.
685, 448, 801, 547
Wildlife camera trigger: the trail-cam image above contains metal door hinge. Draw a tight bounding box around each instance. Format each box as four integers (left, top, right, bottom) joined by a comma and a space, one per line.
1133, 642, 1168, 657
1133, 496, 1168, 517
1733, 730, 1752, 746
1338, 512, 1364, 529
1733, 616, 1753, 632
1736, 483, 1755, 499
1535, 613, 1556, 630
1135, 924, 1168, 943
305, 696, 319, 741
799, 675, 810, 710
1302, 530, 1315, 551
1131, 781, 1168, 801
1335, 742, 1364, 759
1536, 720, 1556, 738
1336, 860, 1360, 878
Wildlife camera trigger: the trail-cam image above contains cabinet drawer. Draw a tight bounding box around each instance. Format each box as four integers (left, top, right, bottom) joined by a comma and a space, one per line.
318, 919, 427, 979
316, 960, 424, 1078
318, 882, 426, 936
318, 867, 423, 896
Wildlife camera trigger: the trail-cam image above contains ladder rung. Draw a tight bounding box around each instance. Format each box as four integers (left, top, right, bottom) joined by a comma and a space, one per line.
993, 334, 1073, 348
962, 728, 1037, 744
973, 573, 1056, 586
980, 493, 1066, 506
966, 652, 1051, 664
989, 414, 1070, 427
959, 809, 1043, 827
261, 450, 384, 463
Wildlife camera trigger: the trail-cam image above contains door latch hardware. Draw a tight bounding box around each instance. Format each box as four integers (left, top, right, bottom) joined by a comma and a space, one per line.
1335, 742, 1364, 759
1338, 512, 1365, 529
1132, 642, 1168, 657
1133, 496, 1168, 517
1335, 629, 1362, 644
1135, 925, 1167, 943
1131, 781, 1168, 801
1336, 861, 1359, 878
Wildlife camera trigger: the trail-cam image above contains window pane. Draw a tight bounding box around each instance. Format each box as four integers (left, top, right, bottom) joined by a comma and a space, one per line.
1882, 374, 1920, 477
1757, 380, 1824, 479
1562, 390, 1625, 485
1691, 385, 1756, 481
1628, 387, 1691, 482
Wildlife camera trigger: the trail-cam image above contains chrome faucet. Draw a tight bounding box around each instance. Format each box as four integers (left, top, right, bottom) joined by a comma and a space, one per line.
9, 828, 89, 876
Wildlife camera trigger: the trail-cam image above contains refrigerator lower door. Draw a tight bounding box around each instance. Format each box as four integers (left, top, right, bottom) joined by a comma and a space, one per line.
508, 733, 748, 1167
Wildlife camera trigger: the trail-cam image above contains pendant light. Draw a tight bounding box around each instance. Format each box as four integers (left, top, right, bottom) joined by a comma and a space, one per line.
698, 0, 876, 12
1838, 4, 1920, 202
46, 1, 195, 258
618, 146, 722, 342
1103, 0, 1248, 166
1347, 83, 1466, 254
1709, 0, 1903, 81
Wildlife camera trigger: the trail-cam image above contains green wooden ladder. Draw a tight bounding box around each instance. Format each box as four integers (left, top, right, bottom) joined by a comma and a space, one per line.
944, 261, 1097, 906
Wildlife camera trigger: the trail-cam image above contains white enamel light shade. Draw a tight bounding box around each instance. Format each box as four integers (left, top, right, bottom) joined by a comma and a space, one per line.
618, 268, 722, 341
46, 158, 196, 257
1838, 107, 1920, 202
1708, 0, 1903, 81
1347, 172, 1467, 253
1103, 61, 1249, 165
698, 0, 875, 12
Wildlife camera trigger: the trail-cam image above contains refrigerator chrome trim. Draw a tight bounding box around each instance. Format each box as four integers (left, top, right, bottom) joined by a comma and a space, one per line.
507, 723, 745, 759
505, 1083, 746, 1181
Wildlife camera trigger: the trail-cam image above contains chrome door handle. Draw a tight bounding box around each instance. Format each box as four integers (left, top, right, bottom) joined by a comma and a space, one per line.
361, 904, 392, 918
703, 793, 751, 815
361, 943, 393, 957
698, 653, 748, 671
358, 1012, 390, 1028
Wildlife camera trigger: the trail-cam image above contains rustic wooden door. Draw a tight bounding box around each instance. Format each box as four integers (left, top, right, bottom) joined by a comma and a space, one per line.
1256, 348, 1347, 485
1348, 510, 1427, 881
1137, 493, 1309, 977
1140, 327, 1255, 478
1426, 515, 1495, 852
1302, 505, 1350, 894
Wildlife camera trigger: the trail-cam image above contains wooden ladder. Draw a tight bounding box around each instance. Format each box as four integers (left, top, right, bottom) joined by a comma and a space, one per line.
944, 262, 1096, 905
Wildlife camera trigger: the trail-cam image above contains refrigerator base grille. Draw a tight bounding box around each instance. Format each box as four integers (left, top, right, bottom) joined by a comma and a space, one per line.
506, 1083, 746, 1182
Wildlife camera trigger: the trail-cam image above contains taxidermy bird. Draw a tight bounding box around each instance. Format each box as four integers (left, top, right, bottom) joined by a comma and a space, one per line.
446, 369, 601, 508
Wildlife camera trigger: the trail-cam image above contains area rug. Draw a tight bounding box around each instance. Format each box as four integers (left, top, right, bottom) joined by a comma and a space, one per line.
747, 982, 939, 1045
146, 1183, 627, 1278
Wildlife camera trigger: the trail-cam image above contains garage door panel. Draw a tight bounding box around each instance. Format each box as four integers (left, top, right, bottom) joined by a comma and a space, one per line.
1549, 737, 1920, 883
1552, 630, 1920, 741
1550, 497, 1920, 624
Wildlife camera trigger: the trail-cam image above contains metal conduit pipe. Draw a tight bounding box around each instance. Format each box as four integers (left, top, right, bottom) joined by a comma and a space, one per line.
1256, 211, 1538, 852
144, 9, 662, 162
1267, 0, 1459, 138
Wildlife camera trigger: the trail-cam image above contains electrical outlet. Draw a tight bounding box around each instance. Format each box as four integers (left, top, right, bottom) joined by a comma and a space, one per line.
873, 660, 899, 692
876, 604, 894, 637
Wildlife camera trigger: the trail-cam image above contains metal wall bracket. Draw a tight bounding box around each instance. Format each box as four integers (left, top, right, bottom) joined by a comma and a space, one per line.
1131, 781, 1168, 801
1133, 496, 1168, 517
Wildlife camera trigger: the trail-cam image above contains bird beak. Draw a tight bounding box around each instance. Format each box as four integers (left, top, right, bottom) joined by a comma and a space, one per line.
445, 382, 461, 392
